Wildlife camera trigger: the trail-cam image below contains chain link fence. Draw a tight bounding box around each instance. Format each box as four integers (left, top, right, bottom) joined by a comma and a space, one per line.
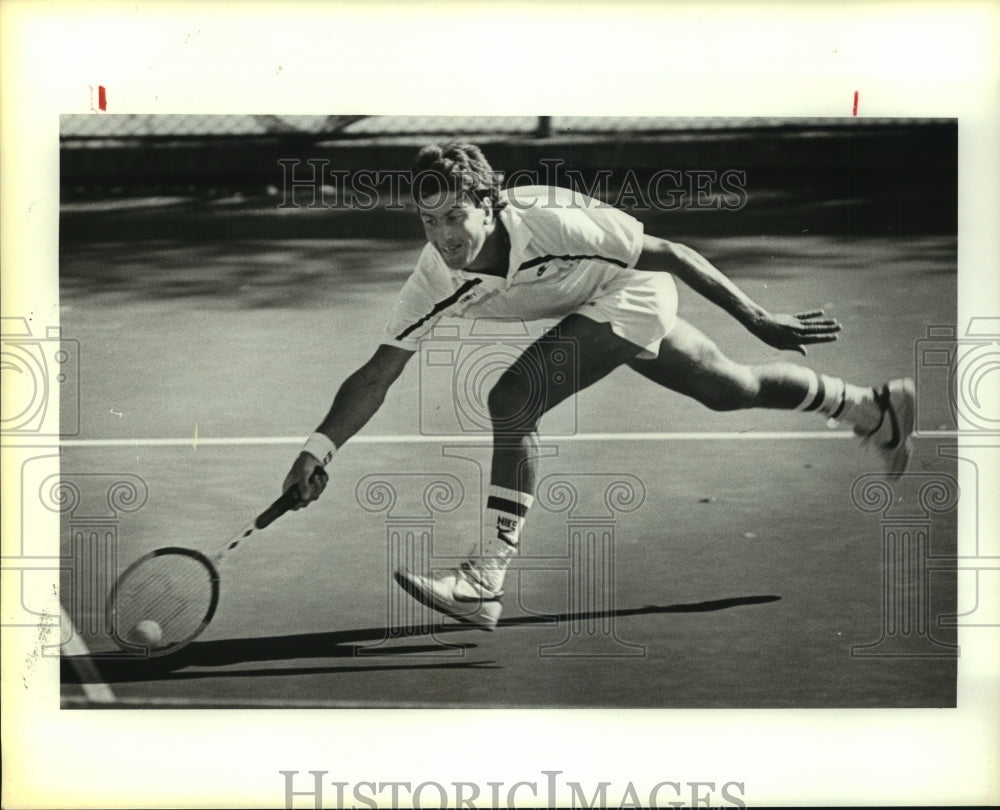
59, 114, 956, 241
61, 114, 940, 143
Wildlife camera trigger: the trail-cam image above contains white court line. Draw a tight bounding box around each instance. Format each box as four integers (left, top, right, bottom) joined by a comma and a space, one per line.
60, 605, 116, 705
61, 430, 956, 447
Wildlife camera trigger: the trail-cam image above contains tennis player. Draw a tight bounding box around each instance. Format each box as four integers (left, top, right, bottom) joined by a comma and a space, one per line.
282, 142, 915, 630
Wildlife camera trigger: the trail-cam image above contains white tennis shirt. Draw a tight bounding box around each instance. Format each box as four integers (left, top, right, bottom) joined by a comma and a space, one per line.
383, 186, 648, 350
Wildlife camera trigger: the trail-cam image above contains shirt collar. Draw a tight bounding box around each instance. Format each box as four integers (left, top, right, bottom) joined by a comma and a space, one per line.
453, 204, 526, 286
499, 203, 528, 283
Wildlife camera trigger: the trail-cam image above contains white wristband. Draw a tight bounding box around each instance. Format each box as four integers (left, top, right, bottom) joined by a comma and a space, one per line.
302, 432, 337, 466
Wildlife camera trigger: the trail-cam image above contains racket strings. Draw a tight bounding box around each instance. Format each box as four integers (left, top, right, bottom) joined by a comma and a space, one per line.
110, 553, 216, 646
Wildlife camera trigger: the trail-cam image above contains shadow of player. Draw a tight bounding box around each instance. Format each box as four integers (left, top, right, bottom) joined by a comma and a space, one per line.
62, 594, 780, 683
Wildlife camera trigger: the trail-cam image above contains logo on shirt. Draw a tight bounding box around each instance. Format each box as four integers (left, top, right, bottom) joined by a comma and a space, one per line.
458, 292, 478, 304
536, 264, 548, 277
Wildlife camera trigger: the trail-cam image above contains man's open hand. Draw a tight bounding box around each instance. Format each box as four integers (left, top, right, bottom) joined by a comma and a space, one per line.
752, 309, 842, 355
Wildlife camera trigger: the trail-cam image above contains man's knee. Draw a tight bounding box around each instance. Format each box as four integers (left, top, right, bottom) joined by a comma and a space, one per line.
697, 364, 760, 411
700, 388, 750, 411
487, 370, 544, 432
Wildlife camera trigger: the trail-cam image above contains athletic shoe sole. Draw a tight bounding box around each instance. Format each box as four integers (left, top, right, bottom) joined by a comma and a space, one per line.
394, 568, 502, 631
876, 378, 915, 479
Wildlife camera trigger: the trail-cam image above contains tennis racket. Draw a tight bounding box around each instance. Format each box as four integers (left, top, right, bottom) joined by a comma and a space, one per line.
106, 474, 323, 657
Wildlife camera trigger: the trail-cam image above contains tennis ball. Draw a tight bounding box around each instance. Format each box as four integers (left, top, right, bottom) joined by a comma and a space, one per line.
129, 620, 163, 648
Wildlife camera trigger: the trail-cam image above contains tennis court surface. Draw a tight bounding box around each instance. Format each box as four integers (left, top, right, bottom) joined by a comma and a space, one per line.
56, 227, 958, 708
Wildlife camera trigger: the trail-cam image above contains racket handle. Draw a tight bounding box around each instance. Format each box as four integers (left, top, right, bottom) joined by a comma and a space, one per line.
256, 469, 327, 529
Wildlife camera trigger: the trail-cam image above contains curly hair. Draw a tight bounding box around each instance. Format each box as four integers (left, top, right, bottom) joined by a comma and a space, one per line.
409, 141, 506, 213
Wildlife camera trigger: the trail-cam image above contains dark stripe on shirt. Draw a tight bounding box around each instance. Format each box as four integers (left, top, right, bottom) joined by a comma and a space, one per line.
517, 253, 629, 272
394, 278, 483, 341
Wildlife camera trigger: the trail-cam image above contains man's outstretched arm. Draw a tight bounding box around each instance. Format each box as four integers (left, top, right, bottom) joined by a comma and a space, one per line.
283, 343, 414, 506
636, 234, 842, 354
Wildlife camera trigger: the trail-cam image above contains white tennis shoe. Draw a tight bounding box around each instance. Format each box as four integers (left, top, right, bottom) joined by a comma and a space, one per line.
861, 378, 915, 478
394, 562, 504, 631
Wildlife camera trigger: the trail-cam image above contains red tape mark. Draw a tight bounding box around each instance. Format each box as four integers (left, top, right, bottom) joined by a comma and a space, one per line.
852, 90, 858, 116
98, 85, 107, 111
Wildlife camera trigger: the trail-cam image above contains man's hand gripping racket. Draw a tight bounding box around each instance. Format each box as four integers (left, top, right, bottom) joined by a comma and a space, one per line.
106, 467, 328, 657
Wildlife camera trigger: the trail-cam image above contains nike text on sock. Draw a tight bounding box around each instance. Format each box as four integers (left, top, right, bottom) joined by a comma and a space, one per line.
484, 486, 533, 547
467, 486, 533, 585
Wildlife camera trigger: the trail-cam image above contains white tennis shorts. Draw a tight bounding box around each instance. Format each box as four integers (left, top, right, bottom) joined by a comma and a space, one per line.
575, 271, 678, 359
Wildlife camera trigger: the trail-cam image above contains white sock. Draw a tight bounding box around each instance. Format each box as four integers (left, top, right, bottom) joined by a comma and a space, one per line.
839, 385, 884, 436
794, 372, 881, 434
466, 485, 533, 592
483, 485, 532, 549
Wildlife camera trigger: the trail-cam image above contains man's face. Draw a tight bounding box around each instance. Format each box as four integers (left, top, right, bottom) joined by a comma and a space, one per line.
417, 189, 494, 271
